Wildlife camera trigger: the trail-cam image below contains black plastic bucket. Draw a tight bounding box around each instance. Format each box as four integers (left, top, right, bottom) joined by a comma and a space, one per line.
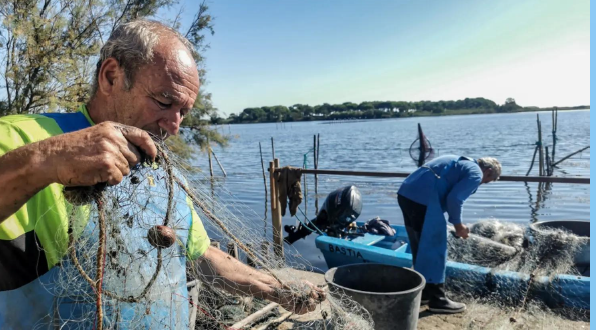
324, 263, 425, 330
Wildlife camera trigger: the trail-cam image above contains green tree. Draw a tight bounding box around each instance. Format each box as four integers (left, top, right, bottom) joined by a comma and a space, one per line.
498, 97, 522, 112
272, 105, 290, 121
358, 102, 374, 111
289, 108, 303, 121
301, 104, 314, 118
227, 113, 239, 123
342, 102, 358, 111
0, 0, 228, 163
331, 104, 347, 113
0, 0, 103, 115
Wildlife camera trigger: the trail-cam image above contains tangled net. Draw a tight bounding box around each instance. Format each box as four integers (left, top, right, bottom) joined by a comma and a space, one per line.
448, 219, 587, 277
33, 140, 374, 330
445, 219, 590, 329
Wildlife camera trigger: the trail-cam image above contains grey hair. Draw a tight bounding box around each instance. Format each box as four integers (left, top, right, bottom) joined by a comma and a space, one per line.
477, 157, 502, 181
90, 19, 194, 96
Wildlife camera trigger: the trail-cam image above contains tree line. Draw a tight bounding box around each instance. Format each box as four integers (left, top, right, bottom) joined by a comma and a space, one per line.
223, 97, 526, 124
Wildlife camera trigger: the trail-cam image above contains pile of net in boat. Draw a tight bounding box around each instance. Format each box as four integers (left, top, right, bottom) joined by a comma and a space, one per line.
447, 219, 587, 276
445, 219, 589, 328
36, 139, 374, 330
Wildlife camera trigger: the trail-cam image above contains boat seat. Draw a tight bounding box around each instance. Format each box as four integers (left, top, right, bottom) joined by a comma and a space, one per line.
350, 233, 386, 246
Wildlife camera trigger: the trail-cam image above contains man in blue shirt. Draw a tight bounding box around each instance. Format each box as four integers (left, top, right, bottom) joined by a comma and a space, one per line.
398, 155, 501, 314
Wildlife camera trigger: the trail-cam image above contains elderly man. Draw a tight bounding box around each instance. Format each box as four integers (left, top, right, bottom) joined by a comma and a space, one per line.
397, 155, 501, 314
0, 20, 323, 329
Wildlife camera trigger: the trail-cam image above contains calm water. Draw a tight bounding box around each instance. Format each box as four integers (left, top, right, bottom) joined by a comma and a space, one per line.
193, 110, 590, 271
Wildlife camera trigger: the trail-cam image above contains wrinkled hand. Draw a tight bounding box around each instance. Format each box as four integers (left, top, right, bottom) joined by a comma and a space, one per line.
43, 121, 157, 187
274, 280, 326, 314
454, 223, 470, 239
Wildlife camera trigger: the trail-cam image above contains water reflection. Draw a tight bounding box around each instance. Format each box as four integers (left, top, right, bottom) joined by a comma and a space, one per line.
525, 181, 554, 223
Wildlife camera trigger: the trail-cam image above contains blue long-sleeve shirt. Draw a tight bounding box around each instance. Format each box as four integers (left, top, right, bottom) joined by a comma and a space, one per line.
398, 155, 482, 225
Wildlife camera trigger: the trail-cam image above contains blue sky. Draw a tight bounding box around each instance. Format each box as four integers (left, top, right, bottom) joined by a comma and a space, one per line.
167, 0, 589, 116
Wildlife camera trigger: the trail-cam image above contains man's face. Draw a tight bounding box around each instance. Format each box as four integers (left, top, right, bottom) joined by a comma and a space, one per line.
481, 168, 496, 184
110, 38, 199, 139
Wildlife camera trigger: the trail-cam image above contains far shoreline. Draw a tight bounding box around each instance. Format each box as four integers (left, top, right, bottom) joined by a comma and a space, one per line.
215, 107, 590, 126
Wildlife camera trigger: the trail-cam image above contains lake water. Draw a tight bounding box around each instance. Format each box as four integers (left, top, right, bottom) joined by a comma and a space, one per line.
192, 110, 590, 271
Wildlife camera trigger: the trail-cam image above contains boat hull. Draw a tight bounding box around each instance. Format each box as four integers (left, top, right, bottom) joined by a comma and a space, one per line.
315, 225, 590, 310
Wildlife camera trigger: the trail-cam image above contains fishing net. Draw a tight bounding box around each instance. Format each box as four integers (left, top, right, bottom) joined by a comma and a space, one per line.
444, 219, 590, 329
32, 140, 374, 330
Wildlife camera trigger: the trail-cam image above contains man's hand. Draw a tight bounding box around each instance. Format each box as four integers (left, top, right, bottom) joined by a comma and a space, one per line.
0, 121, 158, 223
274, 280, 326, 314
454, 223, 470, 239
196, 247, 327, 315
46, 122, 157, 187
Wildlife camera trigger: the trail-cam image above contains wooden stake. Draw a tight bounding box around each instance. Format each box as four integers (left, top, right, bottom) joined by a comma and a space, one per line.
552, 107, 558, 164
259, 143, 268, 196
271, 137, 275, 160
537, 115, 544, 176
315, 135, 320, 214
254, 311, 293, 330
260, 142, 268, 237
526, 146, 539, 176
210, 149, 227, 177
270, 159, 283, 259
317, 134, 321, 168
303, 156, 307, 216
231, 302, 279, 329
552, 146, 590, 167
314, 135, 318, 215
207, 145, 214, 177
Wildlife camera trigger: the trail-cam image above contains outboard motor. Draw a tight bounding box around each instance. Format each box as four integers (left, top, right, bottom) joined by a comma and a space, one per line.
284, 185, 362, 244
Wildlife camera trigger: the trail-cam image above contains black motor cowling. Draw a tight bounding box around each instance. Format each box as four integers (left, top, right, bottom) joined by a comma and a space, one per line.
284, 185, 362, 244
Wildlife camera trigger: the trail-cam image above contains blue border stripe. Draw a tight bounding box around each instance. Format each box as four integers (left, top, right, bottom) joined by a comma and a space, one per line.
41, 112, 91, 133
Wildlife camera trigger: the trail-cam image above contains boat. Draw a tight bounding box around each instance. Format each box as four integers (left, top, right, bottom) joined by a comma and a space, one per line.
284, 185, 590, 310
314, 223, 589, 310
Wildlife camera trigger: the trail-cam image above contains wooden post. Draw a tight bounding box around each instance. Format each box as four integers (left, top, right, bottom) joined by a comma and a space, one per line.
537, 115, 544, 176
526, 146, 539, 176
552, 107, 558, 164
259, 142, 268, 238
271, 137, 275, 160
259, 143, 268, 197
303, 152, 308, 216
211, 149, 227, 177
313, 135, 318, 215
207, 144, 214, 177
552, 146, 590, 167
317, 134, 321, 168
231, 302, 280, 330
269, 159, 283, 259
227, 242, 239, 259
315, 134, 321, 215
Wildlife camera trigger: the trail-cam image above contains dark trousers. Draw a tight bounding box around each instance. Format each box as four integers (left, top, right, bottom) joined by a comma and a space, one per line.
397, 194, 427, 266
